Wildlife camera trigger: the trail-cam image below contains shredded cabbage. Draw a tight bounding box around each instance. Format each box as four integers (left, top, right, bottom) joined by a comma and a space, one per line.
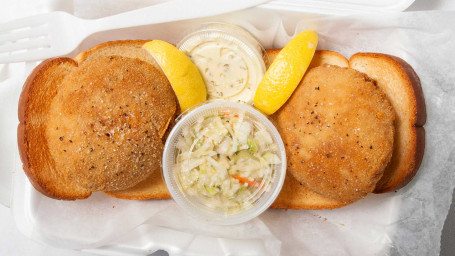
175, 110, 280, 213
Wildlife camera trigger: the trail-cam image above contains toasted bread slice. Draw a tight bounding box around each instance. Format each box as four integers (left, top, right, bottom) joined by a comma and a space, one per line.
105, 169, 171, 200
74, 40, 162, 72
349, 53, 426, 193
269, 49, 353, 209
18, 58, 92, 200
18, 42, 177, 200
272, 174, 348, 209
308, 50, 349, 69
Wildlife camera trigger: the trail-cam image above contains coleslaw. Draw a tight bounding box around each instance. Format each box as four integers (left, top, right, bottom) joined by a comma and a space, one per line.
174, 109, 280, 213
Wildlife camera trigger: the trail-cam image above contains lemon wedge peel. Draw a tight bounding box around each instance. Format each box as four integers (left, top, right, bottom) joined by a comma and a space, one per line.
253, 30, 318, 115
143, 40, 207, 112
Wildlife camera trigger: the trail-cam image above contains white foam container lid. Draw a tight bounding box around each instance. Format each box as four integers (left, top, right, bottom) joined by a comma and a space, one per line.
262, 0, 415, 15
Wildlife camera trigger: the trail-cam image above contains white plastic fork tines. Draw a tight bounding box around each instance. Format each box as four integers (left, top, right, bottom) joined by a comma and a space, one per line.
0, 0, 270, 64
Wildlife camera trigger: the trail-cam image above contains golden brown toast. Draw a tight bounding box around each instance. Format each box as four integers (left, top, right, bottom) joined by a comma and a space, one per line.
349, 53, 426, 193
18, 41, 177, 200
74, 40, 162, 73
104, 168, 171, 200
271, 173, 348, 209
18, 58, 92, 200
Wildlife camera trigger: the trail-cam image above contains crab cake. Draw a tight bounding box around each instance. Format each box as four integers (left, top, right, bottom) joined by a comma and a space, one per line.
272, 65, 394, 203
46, 56, 177, 192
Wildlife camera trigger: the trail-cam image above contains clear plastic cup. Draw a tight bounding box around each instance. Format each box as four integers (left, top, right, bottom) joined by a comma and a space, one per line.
177, 23, 268, 104
162, 101, 286, 225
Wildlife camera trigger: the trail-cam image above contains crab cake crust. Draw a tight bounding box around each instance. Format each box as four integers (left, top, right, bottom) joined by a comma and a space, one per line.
273, 66, 395, 203
46, 56, 177, 191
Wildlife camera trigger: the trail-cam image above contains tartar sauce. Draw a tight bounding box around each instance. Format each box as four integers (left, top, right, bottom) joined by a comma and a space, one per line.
178, 23, 266, 104
174, 110, 280, 213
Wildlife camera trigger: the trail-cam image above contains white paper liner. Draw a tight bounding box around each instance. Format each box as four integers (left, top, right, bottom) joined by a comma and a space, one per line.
1, 1, 455, 256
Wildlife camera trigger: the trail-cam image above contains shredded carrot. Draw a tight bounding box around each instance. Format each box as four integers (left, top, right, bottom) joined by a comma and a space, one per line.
231, 175, 262, 188
218, 111, 230, 116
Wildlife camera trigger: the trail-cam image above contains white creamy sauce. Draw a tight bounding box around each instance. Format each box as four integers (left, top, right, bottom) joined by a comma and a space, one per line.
181, 37, 265, 104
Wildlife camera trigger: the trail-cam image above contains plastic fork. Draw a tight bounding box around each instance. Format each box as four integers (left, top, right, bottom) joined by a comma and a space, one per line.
0, 0, 269, 64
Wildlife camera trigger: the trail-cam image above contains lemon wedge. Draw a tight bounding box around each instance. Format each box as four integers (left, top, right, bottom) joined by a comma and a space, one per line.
254, 30, 318, 115
143, 40, 207, 112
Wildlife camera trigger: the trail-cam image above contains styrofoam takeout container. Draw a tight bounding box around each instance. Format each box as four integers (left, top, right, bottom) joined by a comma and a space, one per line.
0, 0, 418, 255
